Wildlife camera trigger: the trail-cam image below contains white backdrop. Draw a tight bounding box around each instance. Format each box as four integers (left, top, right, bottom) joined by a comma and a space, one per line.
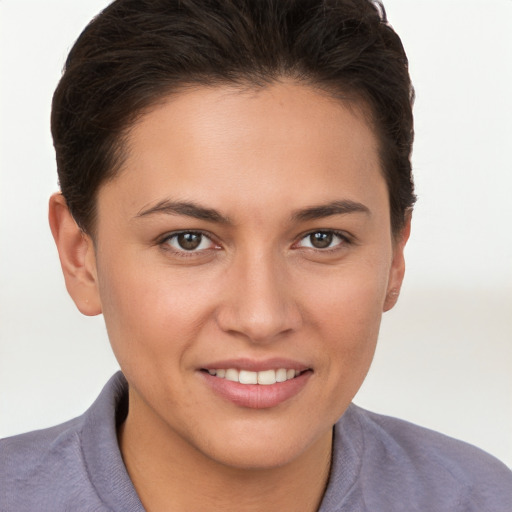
1, 0, 511, 467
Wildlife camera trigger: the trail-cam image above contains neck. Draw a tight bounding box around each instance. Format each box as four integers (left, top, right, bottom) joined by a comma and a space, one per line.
118, 391, 333, 512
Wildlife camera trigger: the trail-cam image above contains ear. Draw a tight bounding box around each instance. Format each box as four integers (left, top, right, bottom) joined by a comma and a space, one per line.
48, 192, 102, 316
383, 214, 411, 312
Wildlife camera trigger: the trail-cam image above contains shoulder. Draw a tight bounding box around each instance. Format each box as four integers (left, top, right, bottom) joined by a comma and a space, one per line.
0, 416, 105, 511
0, 373, 130, 512
328, 405, 512, 512
354, 405, 511, 477
1, 415, 83, 462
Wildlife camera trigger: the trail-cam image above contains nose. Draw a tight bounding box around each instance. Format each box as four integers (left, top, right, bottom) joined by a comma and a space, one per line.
215, 251, 302, 344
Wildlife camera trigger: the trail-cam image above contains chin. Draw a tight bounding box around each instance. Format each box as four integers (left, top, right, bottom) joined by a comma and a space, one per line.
192, 418, 333, 471
206, 442, 309, 471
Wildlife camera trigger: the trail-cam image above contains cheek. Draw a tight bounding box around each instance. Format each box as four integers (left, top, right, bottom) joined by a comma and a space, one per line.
319, 282, 383, 365
303, 258, 389, 331
301, 261, 389, 383
95, 254, 214, 369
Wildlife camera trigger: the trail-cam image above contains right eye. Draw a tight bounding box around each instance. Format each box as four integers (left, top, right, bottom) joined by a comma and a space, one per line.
162, 231, 217, 253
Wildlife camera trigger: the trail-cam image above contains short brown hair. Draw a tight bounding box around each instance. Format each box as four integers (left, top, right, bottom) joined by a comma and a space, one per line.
51, 0, 415, 235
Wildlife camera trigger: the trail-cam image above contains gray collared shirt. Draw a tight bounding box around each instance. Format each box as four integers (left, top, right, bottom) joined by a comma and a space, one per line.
1, 372, 511, 511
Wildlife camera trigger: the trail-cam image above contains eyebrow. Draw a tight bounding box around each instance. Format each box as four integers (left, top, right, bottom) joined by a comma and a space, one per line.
291, 200, 371, 222
135, 200, 230, 224
135, 198, 370, 224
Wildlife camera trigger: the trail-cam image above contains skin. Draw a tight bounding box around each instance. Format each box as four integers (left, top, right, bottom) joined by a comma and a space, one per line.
49, 82, 410, 511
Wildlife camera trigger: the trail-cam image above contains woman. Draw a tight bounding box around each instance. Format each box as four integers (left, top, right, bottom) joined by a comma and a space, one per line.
1, 1, 511, 510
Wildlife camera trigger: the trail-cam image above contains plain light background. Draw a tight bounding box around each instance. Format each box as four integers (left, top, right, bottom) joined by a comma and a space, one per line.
1, 0, 511, 467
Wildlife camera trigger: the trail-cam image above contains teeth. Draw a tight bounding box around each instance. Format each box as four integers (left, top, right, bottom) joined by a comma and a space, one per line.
258, 369, 276, 385
276, 368, 287, 382
239, 370, 258, 384
207, 368, 300, 385
225, 369, 239, 382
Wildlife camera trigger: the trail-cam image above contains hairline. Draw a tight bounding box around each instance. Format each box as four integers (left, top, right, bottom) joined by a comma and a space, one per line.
79, 76, 400, 240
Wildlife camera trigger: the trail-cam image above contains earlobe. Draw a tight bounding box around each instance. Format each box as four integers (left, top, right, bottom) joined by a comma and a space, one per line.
383, 214, 412, 312
48, 193, 102, 316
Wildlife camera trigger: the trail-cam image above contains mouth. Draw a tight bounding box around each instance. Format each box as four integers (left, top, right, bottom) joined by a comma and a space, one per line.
199, 362, 312, 409
201, 368, 306, 385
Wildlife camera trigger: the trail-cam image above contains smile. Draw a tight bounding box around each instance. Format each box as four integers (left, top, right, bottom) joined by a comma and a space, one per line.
205, 368, 301, 385
201, 367, 312, 409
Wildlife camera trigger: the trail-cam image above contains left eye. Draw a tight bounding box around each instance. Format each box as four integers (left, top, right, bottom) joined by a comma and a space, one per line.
164, 232, 215, 252
297, 231, 346, 249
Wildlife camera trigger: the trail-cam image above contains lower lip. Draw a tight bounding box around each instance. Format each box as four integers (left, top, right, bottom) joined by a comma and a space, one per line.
201, 371, 312, 409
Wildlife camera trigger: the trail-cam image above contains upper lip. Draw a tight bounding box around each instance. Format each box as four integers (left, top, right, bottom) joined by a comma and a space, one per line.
200, 357, 311, 372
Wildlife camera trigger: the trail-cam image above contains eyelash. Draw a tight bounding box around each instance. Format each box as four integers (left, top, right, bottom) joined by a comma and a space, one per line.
293, 230, 352, 253
158, 229, 352, 257
158, 230, 220, 257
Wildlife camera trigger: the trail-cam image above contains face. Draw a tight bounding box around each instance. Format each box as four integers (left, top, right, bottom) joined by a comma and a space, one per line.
82, 82, 407, 469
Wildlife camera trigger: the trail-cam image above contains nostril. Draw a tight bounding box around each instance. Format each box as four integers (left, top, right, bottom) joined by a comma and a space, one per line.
215, 307, 302, 344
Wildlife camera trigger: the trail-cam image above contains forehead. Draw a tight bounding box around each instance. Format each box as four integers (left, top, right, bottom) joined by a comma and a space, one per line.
98, 82, 386, 223
127, 82, 376, 157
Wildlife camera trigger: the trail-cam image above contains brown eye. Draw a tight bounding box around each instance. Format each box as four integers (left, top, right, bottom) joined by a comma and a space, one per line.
164, 232, 215, 252
309, 232, 333, 249
177, 232, 203, 250
296, 231, 347, 250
